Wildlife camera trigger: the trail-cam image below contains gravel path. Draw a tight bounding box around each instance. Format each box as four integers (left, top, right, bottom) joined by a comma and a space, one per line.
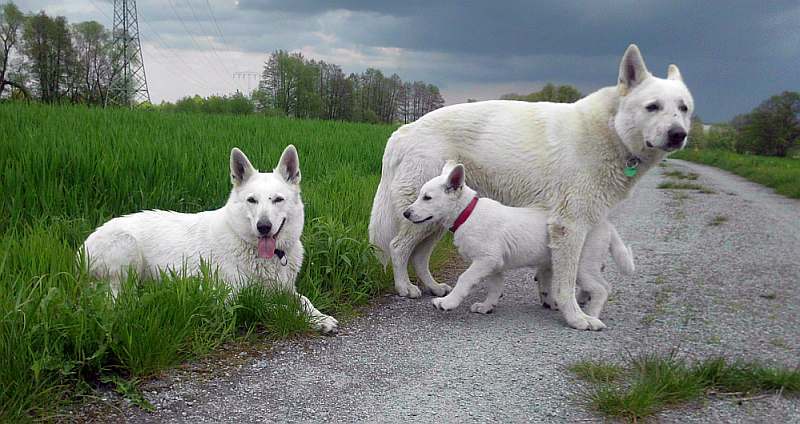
110, 159, 799, 423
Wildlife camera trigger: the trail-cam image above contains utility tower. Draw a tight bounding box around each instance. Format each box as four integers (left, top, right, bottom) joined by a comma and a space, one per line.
106, 0, 151, 107
233, 71, 260, 94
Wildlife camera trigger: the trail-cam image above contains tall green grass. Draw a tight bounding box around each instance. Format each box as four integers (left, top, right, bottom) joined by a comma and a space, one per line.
673, 149, 800, 198
0, 103, 398, 420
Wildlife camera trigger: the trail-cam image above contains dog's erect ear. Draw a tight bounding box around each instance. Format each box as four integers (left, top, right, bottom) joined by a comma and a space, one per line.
618, 44, 650, 95
445, 164, 465, 193
667, 64, 683, 82
441, 160, 458, 175
230, 148, 256, 186
275, 144, 301, 185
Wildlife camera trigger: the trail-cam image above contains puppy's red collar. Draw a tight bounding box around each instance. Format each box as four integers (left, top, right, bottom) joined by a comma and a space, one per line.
450, 196, 479, 233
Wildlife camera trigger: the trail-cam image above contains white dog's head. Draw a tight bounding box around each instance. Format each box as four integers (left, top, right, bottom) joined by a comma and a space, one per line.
226, 145, 303, 259
404, 161, 466, 226
614, 44, 694, 154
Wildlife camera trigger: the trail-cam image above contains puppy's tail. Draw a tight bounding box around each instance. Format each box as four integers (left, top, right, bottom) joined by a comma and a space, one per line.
609, 225, 635, 275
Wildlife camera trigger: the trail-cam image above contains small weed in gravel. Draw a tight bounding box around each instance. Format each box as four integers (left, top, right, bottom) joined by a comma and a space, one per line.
663, 170, 699, 180
708, 215, 729, 226
572, 352, 800, 422
569, 361, 624, 384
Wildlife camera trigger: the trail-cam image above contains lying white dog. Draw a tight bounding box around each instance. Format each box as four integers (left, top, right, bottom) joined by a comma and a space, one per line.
82, 145, 338, 333
404, 163, 634, 318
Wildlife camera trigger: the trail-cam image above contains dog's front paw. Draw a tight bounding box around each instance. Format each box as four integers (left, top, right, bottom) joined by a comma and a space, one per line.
431, 296, 459, 311
427, 283, 452, 297
313, 315, 339, 335
396, 283, 422, 299
566, 312, 606, 331
470, 302, 494, 314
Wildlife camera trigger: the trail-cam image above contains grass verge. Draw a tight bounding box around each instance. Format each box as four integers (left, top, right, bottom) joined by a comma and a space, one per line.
673, 149, 800, 199
572, 352, 800, 422
0, 103, 397, 420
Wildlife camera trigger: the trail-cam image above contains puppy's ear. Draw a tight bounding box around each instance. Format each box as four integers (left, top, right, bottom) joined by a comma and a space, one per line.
618, 44, 650, 95
667, 64, 683, 82
441, 159, 458, 175
275, 144, 301, 185
445, 164, 465, 193
230, 148, 256, 186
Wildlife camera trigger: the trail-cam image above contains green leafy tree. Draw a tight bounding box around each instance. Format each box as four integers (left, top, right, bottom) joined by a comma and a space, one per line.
501, 83, 582, 103
734, 91, 800, 156
0, 2, 25, 98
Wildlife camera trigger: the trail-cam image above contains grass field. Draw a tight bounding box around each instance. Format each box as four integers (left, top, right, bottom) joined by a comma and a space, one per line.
672, 149, 800, 198
0, 102, 420, 420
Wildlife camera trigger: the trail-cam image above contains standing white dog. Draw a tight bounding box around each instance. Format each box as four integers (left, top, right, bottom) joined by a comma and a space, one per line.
369, 44, 693, 330
82, 145, 338, 333
405, 163, 634, 317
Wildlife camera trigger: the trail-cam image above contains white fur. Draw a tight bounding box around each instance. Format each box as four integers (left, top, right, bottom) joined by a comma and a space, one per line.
405, 164, 634, 318
82, 145, 338, 334
369, 44, 693, 330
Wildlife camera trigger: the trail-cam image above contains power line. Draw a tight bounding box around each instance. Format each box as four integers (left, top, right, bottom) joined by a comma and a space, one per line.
204, 0, 229, 48
88, 0, 216, 94
182, 0, 233, 78
136, 11, 217, 92
164, 0, 230, 86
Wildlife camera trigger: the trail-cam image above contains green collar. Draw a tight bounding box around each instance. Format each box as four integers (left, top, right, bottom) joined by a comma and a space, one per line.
624, 156, 641, 177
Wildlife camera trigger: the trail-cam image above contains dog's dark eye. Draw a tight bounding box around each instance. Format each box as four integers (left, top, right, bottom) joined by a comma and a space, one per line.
273, 196, 284, 203
678, 104, 688, 113
246, 197, 257, 204
422, 195, 431, 201
645, 103, 661, 112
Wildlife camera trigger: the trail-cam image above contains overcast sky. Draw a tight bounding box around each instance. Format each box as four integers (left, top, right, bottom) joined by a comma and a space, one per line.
16, 0, 800, 122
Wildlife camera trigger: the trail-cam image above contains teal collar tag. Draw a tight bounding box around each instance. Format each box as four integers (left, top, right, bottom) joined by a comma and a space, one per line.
624, 157, 641, 178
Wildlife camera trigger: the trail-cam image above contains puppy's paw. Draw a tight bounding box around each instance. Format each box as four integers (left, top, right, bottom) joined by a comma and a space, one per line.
313, 315, 339, 335
431, 296, 459, 311
427, 283, 453, 297
566, 313, 606, 331
470, 302, 495, 314
396, 283, 422, 299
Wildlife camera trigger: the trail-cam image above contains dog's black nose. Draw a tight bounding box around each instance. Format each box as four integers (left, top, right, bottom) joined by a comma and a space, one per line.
667, 128, 687, 149
257, 220, 272, 236
403, 210, 411, 219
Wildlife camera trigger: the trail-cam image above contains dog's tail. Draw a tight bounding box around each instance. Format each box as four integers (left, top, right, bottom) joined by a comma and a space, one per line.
369, 147, 399, 268
609, 225, 635, 275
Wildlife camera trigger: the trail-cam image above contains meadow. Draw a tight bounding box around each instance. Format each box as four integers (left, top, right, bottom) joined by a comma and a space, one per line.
673, 149, 800, 199
0, 103, 409, 420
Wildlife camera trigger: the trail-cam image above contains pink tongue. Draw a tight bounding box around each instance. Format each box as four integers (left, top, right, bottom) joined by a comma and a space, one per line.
258, 237, 276, 259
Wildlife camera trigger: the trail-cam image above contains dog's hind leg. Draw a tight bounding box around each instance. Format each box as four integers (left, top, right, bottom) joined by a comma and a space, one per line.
536, 266, 556, 309
577, 269, 609, 318
390, 222, 429, 298
471, 271, 504, 314
410, 227, 451, 297
432, 260, 493, 311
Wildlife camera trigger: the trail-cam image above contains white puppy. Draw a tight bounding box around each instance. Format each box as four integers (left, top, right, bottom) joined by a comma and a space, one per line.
82, 146, 338, 333
404, 163, 634, 317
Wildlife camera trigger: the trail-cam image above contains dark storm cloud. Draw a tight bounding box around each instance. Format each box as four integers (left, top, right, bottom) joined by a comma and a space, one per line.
237, 0, 800, 122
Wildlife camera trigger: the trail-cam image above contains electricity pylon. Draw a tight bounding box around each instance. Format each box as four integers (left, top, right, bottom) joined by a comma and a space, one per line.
106, 0, 151, 107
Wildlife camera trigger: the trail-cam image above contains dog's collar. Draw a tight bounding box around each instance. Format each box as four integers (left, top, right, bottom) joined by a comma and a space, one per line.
274, 249, 287, 266
624, 155, 641, 178
271, 218, 289, 266
450, 196, 479, 233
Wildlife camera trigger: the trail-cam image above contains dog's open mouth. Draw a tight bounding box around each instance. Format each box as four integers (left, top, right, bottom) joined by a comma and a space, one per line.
257, 218, 286, 259
411, 216, 433, 224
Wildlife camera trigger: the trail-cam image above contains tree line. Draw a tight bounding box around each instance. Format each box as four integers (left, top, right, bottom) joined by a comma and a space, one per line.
691, 91, 800, 157
0, 3, 118, 104
254, 50, 445, 123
